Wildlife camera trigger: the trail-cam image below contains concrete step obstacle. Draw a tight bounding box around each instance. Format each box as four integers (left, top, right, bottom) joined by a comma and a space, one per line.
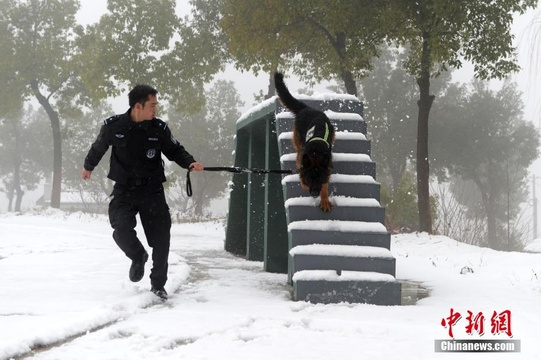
276, 98, 401, 305
224, 95, 401, 305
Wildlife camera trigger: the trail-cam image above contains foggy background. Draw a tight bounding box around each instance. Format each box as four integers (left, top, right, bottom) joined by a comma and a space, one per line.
1, 0, 541, 251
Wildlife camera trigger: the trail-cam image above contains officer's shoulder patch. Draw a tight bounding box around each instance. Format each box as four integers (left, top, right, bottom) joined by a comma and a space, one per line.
103, 115, 121, 126
152, 118, 168, 131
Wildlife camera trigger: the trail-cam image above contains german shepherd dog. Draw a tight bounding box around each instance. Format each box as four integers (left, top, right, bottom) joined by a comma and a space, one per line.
274, 72, 335, 212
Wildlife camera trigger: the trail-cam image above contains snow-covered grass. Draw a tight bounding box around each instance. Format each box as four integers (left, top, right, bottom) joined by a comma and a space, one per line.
1, 209, 541, 359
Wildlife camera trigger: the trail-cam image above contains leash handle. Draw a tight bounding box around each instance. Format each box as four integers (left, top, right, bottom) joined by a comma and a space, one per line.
186, 169, 193, 197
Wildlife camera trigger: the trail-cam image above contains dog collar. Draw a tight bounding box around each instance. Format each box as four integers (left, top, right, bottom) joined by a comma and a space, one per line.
307, 122, 331, 148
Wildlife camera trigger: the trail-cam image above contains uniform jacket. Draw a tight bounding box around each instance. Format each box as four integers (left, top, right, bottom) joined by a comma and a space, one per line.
84, 109, 196, 185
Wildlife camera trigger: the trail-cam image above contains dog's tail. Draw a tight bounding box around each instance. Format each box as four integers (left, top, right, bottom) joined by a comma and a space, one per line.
274, 72, 307, 114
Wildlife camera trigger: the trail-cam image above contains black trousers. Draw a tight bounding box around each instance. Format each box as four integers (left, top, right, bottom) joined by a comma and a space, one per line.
108, 184, 171, 288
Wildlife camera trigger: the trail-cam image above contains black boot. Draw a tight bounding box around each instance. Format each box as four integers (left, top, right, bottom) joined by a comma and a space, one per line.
151, 286, 168, 300
129, 250, 148, 282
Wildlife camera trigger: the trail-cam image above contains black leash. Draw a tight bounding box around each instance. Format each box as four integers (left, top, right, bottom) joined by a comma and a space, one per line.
186, 166, 294, 197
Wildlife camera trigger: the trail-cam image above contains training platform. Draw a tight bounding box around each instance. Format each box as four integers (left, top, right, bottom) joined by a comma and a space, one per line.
224, 94, 401, 305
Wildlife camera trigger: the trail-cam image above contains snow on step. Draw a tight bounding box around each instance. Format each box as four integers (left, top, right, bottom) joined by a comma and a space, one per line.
324, 110, 363, 121
280, 153, 372, 163
333, 153, 372, 162
289, 244, 394, 258
278, 131, 367, 141
282, 174, 377, 184
292, 270, 396, 283
275, 108, 362, 120
288, 220, 387, 233
285, 196, 381, 208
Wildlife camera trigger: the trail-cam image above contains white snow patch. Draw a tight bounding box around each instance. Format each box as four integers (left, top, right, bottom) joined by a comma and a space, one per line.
282, 174, 377, 184
292, 270, 397, 283
525, 238, 541, 253
288, 220, 388, 233
236, 97, 276, 124
289, 244, 393, 258
3, 212, 541, 359
284, 196, 381, 208
332, 153, 372, 162
324, 110, 363, 121
278, 131, 367, 141
280, 153, 372, 163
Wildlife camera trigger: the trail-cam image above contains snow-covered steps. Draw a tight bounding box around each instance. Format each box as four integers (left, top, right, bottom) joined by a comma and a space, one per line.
290, 244, 397, 276
282, 174, 381, 200
272, 97, 400, 305
292, 270, 402, 305
285, 196, 385, 223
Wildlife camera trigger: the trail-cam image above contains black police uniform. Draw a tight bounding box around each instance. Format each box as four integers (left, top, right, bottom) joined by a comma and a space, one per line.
83, 109, 196, 289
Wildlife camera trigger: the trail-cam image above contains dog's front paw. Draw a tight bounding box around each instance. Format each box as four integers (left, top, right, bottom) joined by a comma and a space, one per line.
319, 199, 333, 213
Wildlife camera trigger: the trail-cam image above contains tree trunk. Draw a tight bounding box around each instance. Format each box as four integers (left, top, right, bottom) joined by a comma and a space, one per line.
7, 188, 13, 212
31, 80, 62, 209
341, 69, 358, 96
416, 30, 434, 234
474, 176, 497, 249
13, 124, 24, 212
334, 32, 358, 96
14, 187, 24, 212
485, 196, 497, 248
485, 163, 500, 249
266, 70, 276, 99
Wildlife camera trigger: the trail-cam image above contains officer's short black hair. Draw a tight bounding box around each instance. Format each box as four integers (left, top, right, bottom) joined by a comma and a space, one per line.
128, 84, 158, 108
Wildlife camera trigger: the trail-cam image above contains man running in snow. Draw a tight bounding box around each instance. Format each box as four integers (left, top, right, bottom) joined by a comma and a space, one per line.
82, 84, 203, 300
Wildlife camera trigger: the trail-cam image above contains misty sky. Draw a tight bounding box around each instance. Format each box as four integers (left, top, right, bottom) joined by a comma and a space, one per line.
1, 1, 540, 215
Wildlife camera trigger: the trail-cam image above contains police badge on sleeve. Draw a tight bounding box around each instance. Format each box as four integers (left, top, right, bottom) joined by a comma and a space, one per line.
146, 149, 156, 159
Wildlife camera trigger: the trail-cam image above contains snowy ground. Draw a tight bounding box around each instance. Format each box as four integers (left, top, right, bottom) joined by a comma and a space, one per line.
1, 210, 541, 360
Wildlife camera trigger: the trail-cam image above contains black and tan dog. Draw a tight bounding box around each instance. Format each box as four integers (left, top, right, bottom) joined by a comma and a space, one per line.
274, 72, 335, 212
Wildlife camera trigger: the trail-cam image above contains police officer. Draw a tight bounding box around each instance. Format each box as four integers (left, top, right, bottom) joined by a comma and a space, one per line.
81, 84, 203, 300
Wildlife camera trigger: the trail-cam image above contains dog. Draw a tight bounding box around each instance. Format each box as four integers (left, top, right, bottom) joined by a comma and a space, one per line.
274, 72, 335, 212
